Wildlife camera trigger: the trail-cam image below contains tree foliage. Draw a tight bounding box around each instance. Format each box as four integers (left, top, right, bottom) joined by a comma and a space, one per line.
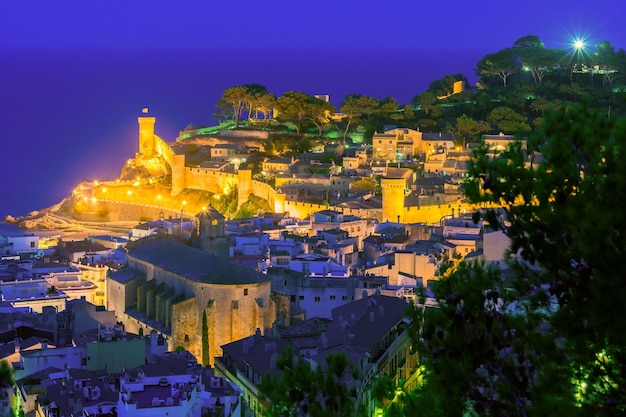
476, 48, 516, 87
487, 106, 531, 134
0, 360, 13, 387
512, 35, 565, 86
408, 262, 556, 417
259, 347, 366, 417
339, 94, 381, 140
202, 311, 209, 366
462, 102, 626, 415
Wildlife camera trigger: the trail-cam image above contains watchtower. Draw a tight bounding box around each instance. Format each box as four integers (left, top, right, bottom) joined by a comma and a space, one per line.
137, 107, 156, 158
381, 177, 406, 223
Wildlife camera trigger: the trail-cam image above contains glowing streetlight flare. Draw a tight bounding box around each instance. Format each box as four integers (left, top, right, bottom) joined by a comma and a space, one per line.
573, 39, 585, 50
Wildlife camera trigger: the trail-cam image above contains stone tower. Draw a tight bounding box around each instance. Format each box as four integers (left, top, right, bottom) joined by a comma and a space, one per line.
381, 177, 406, 223
194, 205, 229, 258
237, 169, 252, 209
137, 108, 156, 159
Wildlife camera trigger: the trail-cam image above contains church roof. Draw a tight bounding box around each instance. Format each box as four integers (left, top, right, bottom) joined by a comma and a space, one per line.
128, 238, 268, 285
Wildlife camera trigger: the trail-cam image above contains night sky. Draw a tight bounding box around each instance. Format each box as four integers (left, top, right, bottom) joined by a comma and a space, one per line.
1, 1, 625, 217
2, 0, 624, 51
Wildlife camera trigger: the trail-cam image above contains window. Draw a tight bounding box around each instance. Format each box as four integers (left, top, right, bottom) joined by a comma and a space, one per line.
184, 335, 190, 343
290, 295, 296, 302
299, 295, 304, 300
232, 300, 239, 309
330, 295, 336, 300
314, 296, 321, 302
30, 241, 35, 248
284, 280, 287, 286
244, 289, 248, 296
342, 295, 348, 300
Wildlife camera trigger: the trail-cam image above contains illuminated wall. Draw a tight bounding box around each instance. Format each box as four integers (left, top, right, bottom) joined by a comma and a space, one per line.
381, 177, 406, 223
136, 115, 483, 225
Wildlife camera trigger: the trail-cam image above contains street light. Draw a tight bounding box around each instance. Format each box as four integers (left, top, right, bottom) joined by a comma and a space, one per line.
573, 38, 585, 51
180, 200, 187, 237
157, 195, 164, 222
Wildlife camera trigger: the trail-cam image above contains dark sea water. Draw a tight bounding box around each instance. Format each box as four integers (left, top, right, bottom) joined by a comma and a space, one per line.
0, 47, 483, 218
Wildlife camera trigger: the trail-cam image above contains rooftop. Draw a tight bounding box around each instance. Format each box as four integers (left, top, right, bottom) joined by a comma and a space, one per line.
129, 238, 269, 284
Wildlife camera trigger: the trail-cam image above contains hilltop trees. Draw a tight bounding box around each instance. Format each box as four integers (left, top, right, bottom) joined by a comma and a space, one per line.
476, 48, 516, 87
512, 35, 566, 86
339, 94, 380, 140
275, 91, 336, 136
208, 34, 625, 152
215, 86, 248, 127
215, 84, 276, 127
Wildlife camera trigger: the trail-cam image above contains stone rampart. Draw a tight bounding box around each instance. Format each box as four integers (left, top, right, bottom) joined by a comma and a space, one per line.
219, 130, 269, 140
184, 168, 238, 195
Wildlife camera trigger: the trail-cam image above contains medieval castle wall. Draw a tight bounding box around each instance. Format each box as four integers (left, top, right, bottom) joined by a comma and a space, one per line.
137, 115, 480, 225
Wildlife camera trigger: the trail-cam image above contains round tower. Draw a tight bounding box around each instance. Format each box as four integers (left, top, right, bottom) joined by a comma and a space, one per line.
137, 108, 156, 158
237, 169, 252, 209
381, 177, 406, 223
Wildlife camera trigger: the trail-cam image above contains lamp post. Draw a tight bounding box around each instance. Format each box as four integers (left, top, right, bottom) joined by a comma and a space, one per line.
156, 195, 164, 223
180, 200, 187, 237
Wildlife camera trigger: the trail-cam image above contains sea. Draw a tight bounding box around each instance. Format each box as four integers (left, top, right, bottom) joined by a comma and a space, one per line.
0, 47, 483, 219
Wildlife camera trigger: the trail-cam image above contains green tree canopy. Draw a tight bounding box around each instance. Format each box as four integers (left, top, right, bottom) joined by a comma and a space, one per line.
463, 101, 626, 415
275, 91, 314, 135
476, 48, 516, 87
487, 106, 531, 134
339, 94, 380, 140
513, 35, 565, 86
215, 85, 248, 127
427, 73, 469, 97
259, 347, 366, 417
456, 114, 489, 143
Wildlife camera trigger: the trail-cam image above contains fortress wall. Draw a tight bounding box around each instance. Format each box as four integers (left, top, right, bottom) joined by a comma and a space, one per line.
154, 135, 175, 166
338, 206, 382, 221
283, 200, 329, 219
88, 201, 180, 222
218, 130, 269, 140
249, 179, 277, 207
184, 168, 238, 195
402, 200, 478, 224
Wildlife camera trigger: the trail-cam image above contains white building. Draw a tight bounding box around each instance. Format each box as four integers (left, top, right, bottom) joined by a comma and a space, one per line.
118, 372, 203, 417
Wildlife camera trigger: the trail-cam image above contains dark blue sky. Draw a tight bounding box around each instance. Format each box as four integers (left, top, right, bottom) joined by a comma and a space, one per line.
1, 0, 623, 52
